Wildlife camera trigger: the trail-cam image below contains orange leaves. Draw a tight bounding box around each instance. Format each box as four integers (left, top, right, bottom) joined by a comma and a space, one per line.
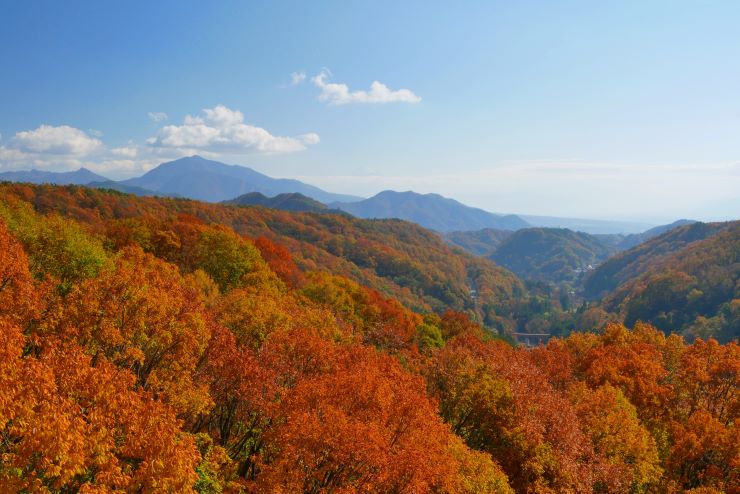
666, 410, 739, 492
0, 220, 37, 325
571, 384, 663, 491
428, 334, 597, 493
254, 235, 305, 287
47, 245, 212, 416
301, 272, 422, 352
256, 344, 462, 493
674, 338, 739, 424
0, 323, 199, 491
2, 184, 740, 492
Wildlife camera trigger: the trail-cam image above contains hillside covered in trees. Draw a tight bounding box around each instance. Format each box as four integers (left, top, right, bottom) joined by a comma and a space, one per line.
0, 183, 527, 331
586, 221, 739, 342
0, 184, 737, 493
488, 228, 616, 285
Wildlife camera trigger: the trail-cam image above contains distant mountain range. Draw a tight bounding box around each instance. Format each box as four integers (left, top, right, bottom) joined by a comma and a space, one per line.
0, 167, 108, 185
119, 156, 360, 203
3, 157, 704, 238
332, 190, 530, 232
519, 215, 653, 235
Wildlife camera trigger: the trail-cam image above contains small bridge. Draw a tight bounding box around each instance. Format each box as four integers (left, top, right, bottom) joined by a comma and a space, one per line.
512, 333, 552, 347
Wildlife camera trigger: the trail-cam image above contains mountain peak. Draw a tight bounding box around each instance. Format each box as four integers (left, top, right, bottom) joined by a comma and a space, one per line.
334, 190, 529, 232
120, 157, 362, 204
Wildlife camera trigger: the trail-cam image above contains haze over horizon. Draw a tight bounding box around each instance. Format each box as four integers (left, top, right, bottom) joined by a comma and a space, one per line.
1, 0, 738, 223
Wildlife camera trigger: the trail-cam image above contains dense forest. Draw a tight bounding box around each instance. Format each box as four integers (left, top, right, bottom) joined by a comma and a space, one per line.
0, 184, 737, 492
445, 220, 739, 343
0, 183, 526, 330
487, 228, 615, 285
590, 222, 739, 342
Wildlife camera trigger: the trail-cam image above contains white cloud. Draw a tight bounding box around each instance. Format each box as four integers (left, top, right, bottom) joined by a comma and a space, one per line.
290, 71, 306, 85
10, 125, 103, 155
298, 133, 320, 145
111, 144, 138, 158
147, 104, 318, 154
0, 124, 154, 176
311, 70, 421, 105
148, 111, 168, 122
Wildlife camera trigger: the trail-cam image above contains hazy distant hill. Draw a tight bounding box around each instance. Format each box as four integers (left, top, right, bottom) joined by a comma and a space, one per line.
333, 190, 530, 233
488, 228, 616, 284
444, 228, 513, 256
521, 214, 653, 235
588, 221, 739, 341
120, 155, 361, 203
224, 191, 332, 213
0, 167, 108, 185
86, 180, 181, 198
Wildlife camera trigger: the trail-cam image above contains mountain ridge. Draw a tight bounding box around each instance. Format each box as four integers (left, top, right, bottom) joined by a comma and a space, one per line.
332, 190, 530, 232
223, 191, 335, 213
120, 155, 361, 203
0, 167, 109, 185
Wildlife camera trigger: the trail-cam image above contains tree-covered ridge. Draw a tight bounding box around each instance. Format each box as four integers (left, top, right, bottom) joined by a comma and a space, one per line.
488, 227, 617, 285
223, 191, 332, 213
597, 222, 740, 342
444, 228, 513, 256
0, 183, 525, 329
584, 221, 732, 299
0, 198, 736, 492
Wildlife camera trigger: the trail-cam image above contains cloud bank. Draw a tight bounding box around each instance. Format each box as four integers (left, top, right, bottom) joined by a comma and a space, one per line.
147, 105, 318, 154
0, 105, 319, 177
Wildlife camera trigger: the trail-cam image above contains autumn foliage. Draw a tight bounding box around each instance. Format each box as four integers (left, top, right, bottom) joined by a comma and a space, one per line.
0, 185, 738, 493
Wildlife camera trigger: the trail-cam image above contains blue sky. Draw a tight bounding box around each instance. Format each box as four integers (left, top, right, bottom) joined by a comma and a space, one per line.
1, 0, 738, 221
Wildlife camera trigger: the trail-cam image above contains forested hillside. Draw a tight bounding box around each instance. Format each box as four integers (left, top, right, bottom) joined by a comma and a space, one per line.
489, 228, 616, 284
223, 191, 332, 212
592, 222, 739, 341
0, 183, 525, 330
584, 222, 731, 299
445, 228, 513, 256
0, 185, 737, 492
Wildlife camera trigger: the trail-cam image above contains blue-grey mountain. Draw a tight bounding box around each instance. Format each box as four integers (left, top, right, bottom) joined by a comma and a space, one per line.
332, 190, 530, 233
0, 167, 108, 185
120, 156, 361, 203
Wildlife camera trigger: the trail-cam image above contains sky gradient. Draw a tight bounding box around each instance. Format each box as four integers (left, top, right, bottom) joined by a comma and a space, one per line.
1, 0, 738, 222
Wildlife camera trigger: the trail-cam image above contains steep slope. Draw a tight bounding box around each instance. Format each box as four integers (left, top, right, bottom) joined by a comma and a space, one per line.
120, 155, 361, 203
333, 190, 529, 232
616, 219, 698, 250
489, 228, 616, 284
0, 182, 526, 329
594, 222, 739, 341
0, 167, 109, 185
584, 222, 732, 299
224, 191, 331, 213
444, 228, 513, 256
